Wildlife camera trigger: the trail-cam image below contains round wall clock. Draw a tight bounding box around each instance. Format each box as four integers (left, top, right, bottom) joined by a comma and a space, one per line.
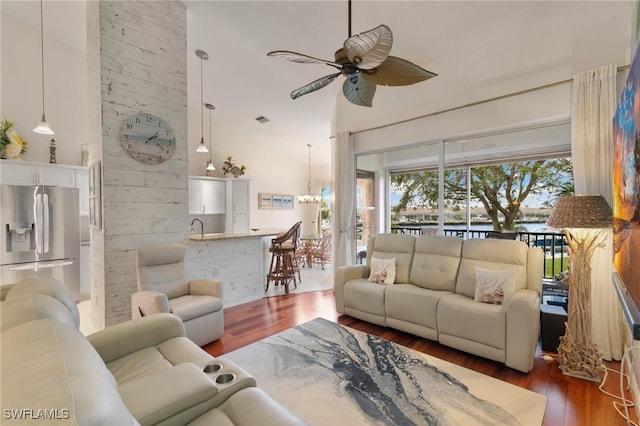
120, 113, 176, 164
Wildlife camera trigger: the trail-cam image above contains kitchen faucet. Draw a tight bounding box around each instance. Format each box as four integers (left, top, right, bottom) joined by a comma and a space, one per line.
191, 218, 204, 238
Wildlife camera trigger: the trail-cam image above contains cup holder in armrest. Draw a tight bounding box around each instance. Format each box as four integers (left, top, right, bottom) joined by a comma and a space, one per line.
203, 363, 223, 374
200, 358, 257, 407
215, 373, 236, 385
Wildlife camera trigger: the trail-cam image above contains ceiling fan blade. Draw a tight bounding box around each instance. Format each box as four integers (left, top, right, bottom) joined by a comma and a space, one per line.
343, 25, 393, 70
342, 73, 376, 107
267, 50, 342, 70
290, 73, 341, 100
361, 56, 438, 86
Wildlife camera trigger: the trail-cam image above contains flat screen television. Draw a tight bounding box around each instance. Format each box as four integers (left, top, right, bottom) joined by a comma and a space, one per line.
612, 43, 640, 341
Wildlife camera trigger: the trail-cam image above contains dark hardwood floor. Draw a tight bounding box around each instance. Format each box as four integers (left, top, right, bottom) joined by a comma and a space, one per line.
203, 290, 637, 426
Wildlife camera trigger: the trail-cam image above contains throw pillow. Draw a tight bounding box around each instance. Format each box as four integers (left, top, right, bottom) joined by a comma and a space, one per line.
368, 257, 396, 284
474, 267, 515, 305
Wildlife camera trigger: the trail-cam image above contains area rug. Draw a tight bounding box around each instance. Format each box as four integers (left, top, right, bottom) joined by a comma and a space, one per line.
221, 317, 546, 425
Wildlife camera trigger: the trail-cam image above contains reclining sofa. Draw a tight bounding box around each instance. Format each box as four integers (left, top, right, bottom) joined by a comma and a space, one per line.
335, 233, 544, 373
1, 277, 304, 425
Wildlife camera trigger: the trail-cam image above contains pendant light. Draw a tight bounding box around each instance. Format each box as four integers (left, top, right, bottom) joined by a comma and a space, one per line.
33, 0, 54, 135
298, 144, 322, 204
195, 49, 209, 153
205, 103, 216, 175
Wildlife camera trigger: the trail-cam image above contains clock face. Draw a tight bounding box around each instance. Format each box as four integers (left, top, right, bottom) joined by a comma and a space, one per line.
120, 113, 176, 164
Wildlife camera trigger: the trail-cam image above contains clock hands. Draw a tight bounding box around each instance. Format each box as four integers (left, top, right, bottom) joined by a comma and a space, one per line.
144, 131, 159, 143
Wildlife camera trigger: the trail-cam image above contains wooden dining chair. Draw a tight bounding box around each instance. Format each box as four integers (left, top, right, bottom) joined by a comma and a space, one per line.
309, 231, 332, 270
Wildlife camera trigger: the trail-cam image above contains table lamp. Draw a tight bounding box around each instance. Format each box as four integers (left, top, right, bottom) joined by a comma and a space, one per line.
546, 194, 612, 381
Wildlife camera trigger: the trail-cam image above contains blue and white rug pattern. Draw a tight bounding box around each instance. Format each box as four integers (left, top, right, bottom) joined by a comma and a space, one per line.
222, 318, 546, 425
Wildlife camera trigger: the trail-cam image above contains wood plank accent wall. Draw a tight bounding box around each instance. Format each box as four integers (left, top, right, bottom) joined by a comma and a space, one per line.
95, 1, 188, 326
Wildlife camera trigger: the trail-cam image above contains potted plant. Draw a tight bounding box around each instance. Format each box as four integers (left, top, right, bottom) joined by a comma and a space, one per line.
222, 155, 246, 177
0, 119, 27, 160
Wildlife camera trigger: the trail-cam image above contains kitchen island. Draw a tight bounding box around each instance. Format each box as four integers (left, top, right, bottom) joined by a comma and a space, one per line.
185, 228, 281, 307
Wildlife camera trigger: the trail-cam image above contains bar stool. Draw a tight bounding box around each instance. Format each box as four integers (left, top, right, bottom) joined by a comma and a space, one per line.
265, 222, 301, 294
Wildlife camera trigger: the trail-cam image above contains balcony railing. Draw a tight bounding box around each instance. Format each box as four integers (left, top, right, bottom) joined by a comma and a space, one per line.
390, 226, 568, 278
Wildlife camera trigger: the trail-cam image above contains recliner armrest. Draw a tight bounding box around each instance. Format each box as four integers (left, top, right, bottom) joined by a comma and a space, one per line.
119, 362, 218, 426
334, 265, 369, 313
87, 313, 186, 364
505, 289, 540, 372
189, 279, 223, 299
131, 290, 170, 318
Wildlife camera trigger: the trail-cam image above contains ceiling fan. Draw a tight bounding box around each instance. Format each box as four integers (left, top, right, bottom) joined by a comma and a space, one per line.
267, 0, 437, 107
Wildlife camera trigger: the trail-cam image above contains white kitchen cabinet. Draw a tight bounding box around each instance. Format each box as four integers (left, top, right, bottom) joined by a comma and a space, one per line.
225, 179, 251, 234
0, 161, 76, 187
188, 177, 226, 214
230, 213, 250, 234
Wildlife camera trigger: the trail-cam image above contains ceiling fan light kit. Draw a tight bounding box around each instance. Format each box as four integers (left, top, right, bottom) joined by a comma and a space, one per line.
267, 1, 437, 107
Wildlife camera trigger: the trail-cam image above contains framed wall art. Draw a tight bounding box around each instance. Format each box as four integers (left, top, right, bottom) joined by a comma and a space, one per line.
259, 193, 273, 209
258, 193, 294, 210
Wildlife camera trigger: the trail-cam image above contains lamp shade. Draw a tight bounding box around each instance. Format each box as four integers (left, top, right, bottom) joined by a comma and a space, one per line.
33, 119, 54, 135
547, 195, 612, 229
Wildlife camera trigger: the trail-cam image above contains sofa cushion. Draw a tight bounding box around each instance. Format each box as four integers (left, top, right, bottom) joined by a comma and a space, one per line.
344, 279, 386, 317
369, 233, 416, 284
456, 239, 529, 299
410, 236, 463, 291
1, 318, 137, 425
170, 294, 223, 322
385, 284, 452, 334
107, 346, 174, 385
187, 387, 305, 426
437, 293, 506, 350
368, 257, 396, 284
1, 293, 77, 332
6, 277, 80, 328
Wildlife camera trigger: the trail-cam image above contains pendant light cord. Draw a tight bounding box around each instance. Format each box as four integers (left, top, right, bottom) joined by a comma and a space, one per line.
307, 144, 312, 194
200, 55, 204, 140
39, 0, 46, 117
347, 0, 352, 38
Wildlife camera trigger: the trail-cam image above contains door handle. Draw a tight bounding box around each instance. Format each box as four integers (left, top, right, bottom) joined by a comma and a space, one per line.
43, 193, 50, 254
9, 259, 73, 271
35, 193, 43, 254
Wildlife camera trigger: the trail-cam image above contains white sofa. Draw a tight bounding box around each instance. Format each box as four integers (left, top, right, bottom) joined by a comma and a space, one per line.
1, 277, 304, 425
335, 233, 544, 373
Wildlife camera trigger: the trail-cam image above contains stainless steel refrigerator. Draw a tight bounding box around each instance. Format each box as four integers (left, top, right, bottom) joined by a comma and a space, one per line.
1, 184, 81, 301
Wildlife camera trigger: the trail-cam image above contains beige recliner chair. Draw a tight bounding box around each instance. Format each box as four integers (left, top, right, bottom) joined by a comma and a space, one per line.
132, 243, 224, 346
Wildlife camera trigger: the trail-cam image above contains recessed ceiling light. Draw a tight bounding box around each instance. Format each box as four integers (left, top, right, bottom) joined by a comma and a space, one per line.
255, 116, 270, 124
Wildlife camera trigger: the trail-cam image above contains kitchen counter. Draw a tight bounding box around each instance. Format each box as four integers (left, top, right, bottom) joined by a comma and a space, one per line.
188, 228, 281, 241
184, 228, 283, 307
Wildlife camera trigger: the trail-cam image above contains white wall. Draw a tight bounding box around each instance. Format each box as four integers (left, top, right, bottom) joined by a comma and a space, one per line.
1, 0, 88, 165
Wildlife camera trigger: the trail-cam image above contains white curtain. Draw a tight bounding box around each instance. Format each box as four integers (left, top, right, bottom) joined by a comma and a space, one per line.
332, 131, 356, 273
571, 64, 624, 360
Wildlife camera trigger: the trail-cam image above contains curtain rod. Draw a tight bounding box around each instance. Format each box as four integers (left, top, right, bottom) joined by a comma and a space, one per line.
351, 64, 630, 136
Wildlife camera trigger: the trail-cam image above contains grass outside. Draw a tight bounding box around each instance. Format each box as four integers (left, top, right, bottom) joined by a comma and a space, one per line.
544, 257, 568, 278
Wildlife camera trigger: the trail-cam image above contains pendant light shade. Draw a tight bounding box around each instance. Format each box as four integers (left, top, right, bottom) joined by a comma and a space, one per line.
34, 0, 54, 135
205, 103, 216, 175
195, 49, 209, 153
298, 144, 322, 204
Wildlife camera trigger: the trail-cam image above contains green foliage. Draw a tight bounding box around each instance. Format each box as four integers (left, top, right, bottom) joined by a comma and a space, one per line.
391, 158, 573, 231
222, 155, 246, 177
0, 119, 14, 153
0, 119, 27, 159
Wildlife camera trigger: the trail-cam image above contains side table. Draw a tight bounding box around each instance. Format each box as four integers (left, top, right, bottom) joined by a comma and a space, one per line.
540, 304, 567, 352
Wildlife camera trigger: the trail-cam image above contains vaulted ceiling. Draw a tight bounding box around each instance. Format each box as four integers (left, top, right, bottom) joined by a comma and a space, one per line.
184, 0, 633, 169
